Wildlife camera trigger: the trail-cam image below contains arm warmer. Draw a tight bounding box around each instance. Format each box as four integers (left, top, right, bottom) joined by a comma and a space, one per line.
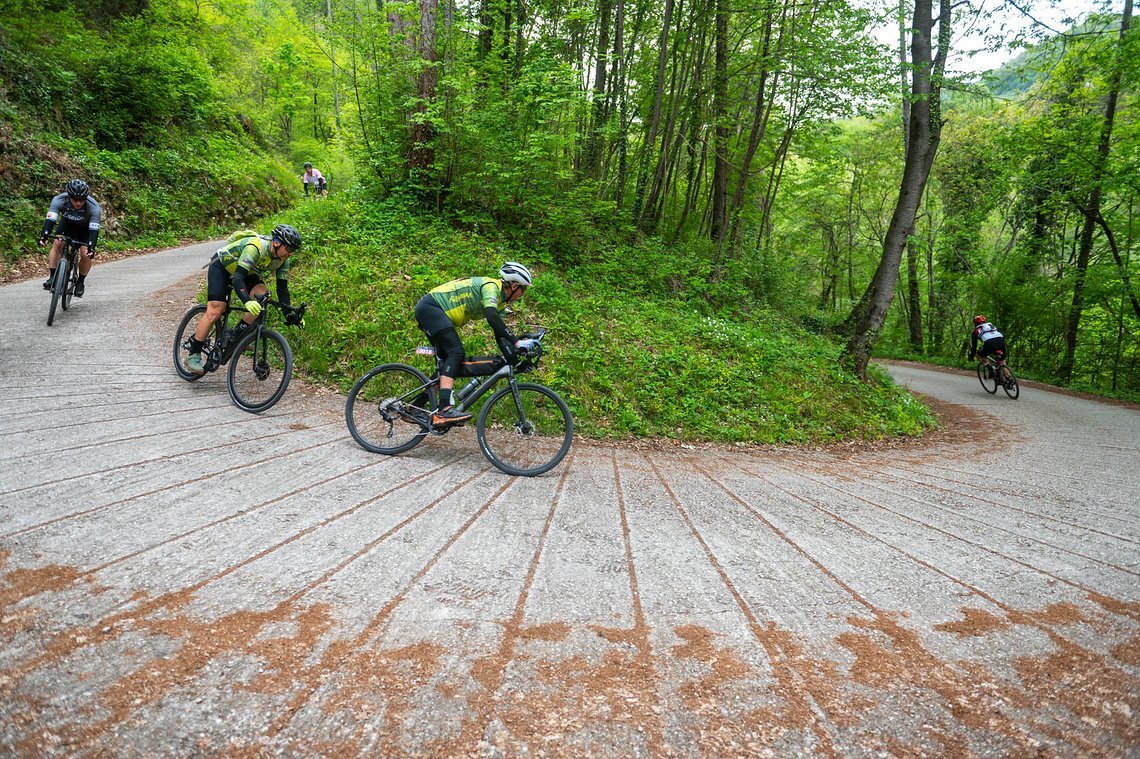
232, 267, 253, 303
41, 219, 56, 239
484, 306, 515, 346
276, 278, 290, 307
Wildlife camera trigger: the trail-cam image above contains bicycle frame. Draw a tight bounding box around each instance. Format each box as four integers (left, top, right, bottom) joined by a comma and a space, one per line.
201, 297, 302, 371
405, 332, 547, 426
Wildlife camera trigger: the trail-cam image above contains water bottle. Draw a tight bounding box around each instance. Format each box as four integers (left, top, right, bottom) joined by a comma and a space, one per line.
456, 377, 481, 402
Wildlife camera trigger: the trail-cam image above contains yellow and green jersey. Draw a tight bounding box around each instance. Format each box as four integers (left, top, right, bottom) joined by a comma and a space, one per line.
217, 235, 292, 280
429, 277, 504, 327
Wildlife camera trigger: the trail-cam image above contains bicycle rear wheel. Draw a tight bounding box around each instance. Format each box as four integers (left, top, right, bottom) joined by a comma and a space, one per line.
227, 328, 293, 413
345, 363, 433, 455
477, 382, 572, 477
173, 305, 215, 382
1002, 368, 1020, 399
47, 257, 68, 326
977, 362, 998, 394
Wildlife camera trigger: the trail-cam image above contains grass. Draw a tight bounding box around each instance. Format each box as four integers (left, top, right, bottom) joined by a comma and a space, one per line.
277, 192, 938, 445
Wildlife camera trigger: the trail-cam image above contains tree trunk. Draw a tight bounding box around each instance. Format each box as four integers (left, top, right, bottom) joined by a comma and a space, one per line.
613, 0, 628, 207
844, 0, 947, 378
905, 237, 923, 349
709, 0, 728, 243
632, 0, 673, 228
1058, 0, 1130, 382
583, 0, 612, 178
409, 0, 439, 180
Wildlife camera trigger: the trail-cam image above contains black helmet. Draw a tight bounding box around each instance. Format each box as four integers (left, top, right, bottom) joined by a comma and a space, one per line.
66, 178, 89, 200
272, 223, 302, 251
303, 161, 312, 169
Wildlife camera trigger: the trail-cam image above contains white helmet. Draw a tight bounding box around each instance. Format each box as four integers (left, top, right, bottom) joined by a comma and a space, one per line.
499, 261, 532, 286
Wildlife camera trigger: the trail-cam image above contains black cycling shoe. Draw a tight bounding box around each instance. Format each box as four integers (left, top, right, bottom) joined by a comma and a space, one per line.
73, 281, 85, 298
42, 277, 54, 291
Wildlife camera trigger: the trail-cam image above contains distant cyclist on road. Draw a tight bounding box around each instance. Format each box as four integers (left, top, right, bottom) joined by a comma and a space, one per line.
301, 162, 327, 198
183, 224, 303, 375
414, 262, 533, 428
968, 315, 1009, 371
39, 179, 101, 298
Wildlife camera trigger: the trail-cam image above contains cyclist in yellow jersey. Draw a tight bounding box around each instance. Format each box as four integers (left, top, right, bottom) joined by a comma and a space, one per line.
183, 224, 302, 375
414, 262, 533, 427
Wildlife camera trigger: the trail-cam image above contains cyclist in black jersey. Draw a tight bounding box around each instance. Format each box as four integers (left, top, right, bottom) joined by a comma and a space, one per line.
39, 179, 101, 298
414, 262, 533, 427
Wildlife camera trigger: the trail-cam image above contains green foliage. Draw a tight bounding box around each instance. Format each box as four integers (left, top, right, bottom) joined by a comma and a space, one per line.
280, 194, 936, 444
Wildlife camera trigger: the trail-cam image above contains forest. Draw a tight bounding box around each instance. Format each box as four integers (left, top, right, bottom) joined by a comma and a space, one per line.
1, 0, 1136, 437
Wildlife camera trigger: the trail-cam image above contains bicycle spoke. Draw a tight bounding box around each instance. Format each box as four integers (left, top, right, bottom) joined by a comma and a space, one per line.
477, 383, 572, 477
228, 329, 292, 412
345, 364, 432, 455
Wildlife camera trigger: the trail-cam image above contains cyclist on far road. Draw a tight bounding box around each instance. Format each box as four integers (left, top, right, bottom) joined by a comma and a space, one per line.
39, 178, 101, 298
183, 224, 303, 375
968, 315, 1008, 369
302, 162, 327, 197
414, 262, 533, 428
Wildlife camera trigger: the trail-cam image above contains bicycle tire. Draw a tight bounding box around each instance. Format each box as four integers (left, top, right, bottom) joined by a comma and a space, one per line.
47, 256, 68, 326
1002, 369, 1020, 400
977, 362, 998, 394
173, 305, 215, 382
227, 328, 293, 413
477, 382, 573, 477
61, 255, 76, 311
345, 363, 434, 455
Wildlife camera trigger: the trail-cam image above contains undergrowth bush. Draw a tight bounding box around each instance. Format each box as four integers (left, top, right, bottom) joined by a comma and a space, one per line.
281, 193, 937, 444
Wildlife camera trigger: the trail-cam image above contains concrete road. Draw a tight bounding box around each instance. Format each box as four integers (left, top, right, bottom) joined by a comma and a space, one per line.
1, 246, 1137, 757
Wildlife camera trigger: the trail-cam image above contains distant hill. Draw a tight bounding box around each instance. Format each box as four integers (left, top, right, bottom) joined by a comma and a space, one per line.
983, 12, 1121, 99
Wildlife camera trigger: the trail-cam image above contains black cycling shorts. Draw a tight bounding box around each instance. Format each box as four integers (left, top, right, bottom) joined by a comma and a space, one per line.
207, 260, 262, 302
978, 337, 1006, 358
415, 295, 465, 377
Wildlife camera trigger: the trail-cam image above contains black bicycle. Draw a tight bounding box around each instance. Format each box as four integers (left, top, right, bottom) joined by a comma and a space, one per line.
46, 235, 83, 327
345, 328, 573, 477
173, 296, 307, 413
977, 351, 1019, 399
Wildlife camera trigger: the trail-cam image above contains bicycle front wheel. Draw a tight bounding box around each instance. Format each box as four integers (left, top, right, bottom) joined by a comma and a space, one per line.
227, 328, 293, 413
1002, 368, 1020, 400
47, 257, 69, 326
173, 305, 215, 382
977, 362, 998, 394
62, 257, 77, 310
477, 383, 573, 477
345, 364, 434, 455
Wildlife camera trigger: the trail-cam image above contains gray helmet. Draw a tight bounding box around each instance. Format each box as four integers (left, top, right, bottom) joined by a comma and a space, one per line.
272, 224, 302, 251
499, 261, 532, 286
66, 178, 89, 200
303, 162, 312, 169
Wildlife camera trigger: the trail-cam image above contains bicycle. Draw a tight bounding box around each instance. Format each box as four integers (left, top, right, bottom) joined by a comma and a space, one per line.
172, 295, 307, 413
345, 328, 573, 477
976, 350, 1019, 399
45, 235, 83, 327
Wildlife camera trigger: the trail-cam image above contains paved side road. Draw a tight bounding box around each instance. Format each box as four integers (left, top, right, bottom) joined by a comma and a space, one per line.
0, 246, 1137, 757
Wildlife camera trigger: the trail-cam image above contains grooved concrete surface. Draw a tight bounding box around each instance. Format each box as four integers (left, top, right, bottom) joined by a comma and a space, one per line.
1, 245, 1137, 757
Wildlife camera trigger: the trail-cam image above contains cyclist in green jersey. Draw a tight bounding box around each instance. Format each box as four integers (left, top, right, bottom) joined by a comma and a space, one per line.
183, 224, 303, 375
414, 262, 533, 427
